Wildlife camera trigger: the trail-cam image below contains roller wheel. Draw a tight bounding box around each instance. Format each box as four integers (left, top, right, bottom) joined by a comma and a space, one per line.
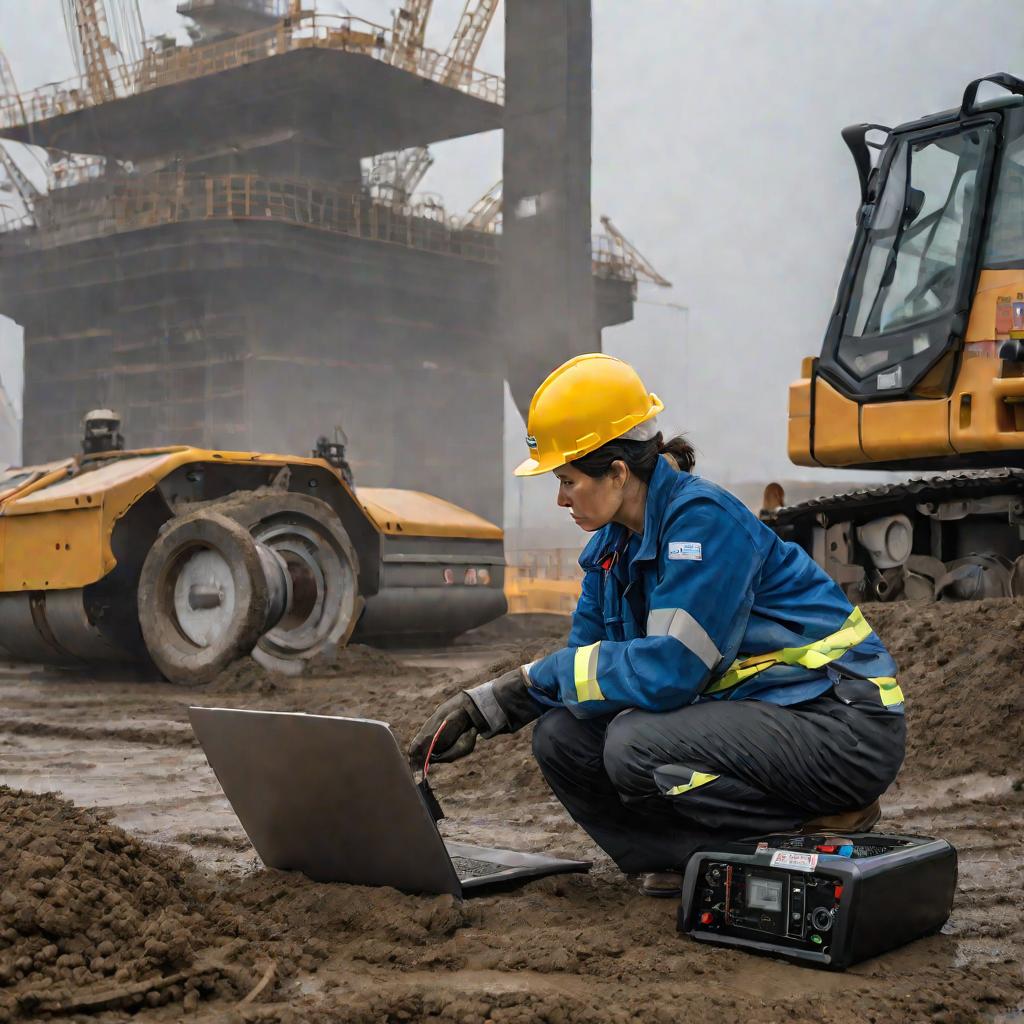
137, 513, 272, 686
224, 494, 361, 676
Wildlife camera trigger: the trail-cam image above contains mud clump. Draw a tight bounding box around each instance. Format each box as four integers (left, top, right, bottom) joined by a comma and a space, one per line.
303, 643, 405, 677
865, 599, 1024, 780
0, 788, 260, 1020
206, 656, 279, 694
207, 644, 406, 694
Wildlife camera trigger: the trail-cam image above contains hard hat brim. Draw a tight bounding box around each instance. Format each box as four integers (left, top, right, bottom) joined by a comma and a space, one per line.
513, 455, 555, 477
513, 394, 665, 478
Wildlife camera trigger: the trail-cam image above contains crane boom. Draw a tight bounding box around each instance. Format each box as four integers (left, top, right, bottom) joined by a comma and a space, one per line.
463, 180, 502, 231
62, 0, 145, 104
598, 215, 672, 288
0, 49, 18, 101
374, 0, 501, 203
0, 50, 38, 218
0, 147, 39, 207
388, 0, 434, 72
440, 0, 499, 86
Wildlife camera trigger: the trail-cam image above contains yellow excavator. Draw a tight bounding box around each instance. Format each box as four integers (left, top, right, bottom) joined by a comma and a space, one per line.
768, 73, 1024, 601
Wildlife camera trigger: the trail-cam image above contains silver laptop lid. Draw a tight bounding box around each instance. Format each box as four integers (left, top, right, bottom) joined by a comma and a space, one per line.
188, 706, 461, 895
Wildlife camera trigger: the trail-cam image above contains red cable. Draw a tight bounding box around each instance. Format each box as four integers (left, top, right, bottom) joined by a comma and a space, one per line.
422, 717, 449, 778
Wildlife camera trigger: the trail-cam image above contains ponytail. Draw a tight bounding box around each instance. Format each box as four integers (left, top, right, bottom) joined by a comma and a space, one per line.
570, 432, 696, 483
658, 434, 696, 473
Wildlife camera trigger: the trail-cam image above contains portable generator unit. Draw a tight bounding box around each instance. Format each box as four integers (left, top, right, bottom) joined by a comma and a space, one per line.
678, 832, 957, 969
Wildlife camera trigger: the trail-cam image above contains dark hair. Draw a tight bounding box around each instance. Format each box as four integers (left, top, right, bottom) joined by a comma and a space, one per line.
570, 432, 696, 483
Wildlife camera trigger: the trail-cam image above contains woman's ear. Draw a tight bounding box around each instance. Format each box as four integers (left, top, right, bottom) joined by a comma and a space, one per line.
610, 459, 629, 489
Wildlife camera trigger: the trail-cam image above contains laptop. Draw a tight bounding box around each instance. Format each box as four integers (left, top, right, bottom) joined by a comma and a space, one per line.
188, 706, 591, 896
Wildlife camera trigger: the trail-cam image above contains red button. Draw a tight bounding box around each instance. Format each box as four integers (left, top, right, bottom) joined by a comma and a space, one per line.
699, 911, 715, 925
834, 885, 844, 901
817, 844, 837, 853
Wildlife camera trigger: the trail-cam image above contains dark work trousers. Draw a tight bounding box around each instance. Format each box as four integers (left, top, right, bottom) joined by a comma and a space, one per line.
531, 690, 906, 874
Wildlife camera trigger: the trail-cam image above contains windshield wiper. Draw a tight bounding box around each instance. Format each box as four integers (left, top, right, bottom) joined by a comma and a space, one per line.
862, 163, 921, 335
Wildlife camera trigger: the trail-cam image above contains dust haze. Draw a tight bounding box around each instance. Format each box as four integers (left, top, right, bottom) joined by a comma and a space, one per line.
0, 0, 1019, 532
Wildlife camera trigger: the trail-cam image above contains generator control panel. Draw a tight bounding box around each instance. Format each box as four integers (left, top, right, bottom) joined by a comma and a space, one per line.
678, 833, 957, 969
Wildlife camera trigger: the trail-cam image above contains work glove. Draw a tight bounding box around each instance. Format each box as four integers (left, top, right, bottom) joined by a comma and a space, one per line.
408, 667, 544, 771
408, 691, 488, 771
464, 666, 544, 737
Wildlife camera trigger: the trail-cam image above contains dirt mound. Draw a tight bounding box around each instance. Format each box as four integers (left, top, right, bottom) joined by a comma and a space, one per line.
304, 642, 406, 677
865, 599, 1024, 780
0, 788, 279, 1021
461, 612, 572, 644
206, 656, 280, 694
207, 644, 407, 693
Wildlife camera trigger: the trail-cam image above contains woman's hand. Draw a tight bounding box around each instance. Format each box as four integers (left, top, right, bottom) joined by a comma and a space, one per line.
408, 692, 485, 771
408, 668, 544, 772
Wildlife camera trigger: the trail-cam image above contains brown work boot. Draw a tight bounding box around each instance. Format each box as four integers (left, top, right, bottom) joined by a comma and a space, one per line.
798, 798, 881, 835
639, 871, 683, 898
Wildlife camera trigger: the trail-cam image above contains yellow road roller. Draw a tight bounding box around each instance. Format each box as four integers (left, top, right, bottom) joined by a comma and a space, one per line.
0, 445, 505, 683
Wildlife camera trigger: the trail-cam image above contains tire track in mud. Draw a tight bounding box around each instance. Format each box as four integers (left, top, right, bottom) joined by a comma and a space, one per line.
1, 720, 196, 748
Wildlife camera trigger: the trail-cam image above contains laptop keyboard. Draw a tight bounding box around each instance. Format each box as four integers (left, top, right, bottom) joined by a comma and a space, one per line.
450, 855, 511, 880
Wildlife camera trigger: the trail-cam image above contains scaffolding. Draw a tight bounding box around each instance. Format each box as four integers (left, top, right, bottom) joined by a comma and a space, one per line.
0, 12, 504, 132
0, 171, 642, 287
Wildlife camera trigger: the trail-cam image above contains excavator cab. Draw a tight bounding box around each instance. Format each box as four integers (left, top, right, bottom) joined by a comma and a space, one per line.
791, 73, 1024, 469
777, 74, 1024, 601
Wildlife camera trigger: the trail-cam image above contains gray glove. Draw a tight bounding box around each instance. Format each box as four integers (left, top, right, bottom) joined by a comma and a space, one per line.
464, 666, 543, 738
407, 667, 544, 771
408, 691, 487, 770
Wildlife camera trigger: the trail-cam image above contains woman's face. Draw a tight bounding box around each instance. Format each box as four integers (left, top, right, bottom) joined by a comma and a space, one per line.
554, 462, 627, 532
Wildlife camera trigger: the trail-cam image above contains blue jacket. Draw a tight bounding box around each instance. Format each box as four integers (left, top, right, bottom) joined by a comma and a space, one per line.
525, 456, 899, 717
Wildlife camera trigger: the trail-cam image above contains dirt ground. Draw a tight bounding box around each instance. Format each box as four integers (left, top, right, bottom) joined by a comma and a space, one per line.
1, 604, 1022, 1023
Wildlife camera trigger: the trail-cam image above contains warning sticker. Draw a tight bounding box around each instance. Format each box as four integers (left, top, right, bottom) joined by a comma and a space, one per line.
769, 850, 819, 872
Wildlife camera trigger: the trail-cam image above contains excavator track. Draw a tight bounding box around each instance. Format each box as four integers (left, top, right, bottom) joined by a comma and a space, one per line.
762, 469, 1024, 602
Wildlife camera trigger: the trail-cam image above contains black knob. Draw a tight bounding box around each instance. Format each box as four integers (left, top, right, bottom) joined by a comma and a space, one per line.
811, 907, 834, 932
1000, 339, 1024, 362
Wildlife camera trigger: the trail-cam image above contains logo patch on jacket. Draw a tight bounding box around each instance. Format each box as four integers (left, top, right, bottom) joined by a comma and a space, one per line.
668, 541, 702, 561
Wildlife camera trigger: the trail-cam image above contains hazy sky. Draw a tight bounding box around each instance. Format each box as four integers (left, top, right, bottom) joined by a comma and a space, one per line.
0, 1, 1021, 518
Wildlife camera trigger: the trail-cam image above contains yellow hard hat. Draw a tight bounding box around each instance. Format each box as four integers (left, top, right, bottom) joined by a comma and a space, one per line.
514, 353, 664, 477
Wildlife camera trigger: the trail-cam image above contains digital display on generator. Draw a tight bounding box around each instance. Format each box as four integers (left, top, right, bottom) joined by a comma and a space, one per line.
746, 875, 783, 912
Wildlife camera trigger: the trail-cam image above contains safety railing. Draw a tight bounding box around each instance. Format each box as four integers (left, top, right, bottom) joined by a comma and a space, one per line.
0, 173, 638, 287
0, 172, 500, 262
0, 12, 504, 132
592, 234, 639, 285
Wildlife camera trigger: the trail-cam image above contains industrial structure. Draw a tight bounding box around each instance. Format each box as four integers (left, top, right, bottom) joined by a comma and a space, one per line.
0, 0, 654, 524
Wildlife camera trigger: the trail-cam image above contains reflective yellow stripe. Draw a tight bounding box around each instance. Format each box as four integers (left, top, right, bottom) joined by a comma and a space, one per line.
666, 771, 719, 796
705, 607, 874, 695
869, 676, 905, 707
573, 641, 604, 703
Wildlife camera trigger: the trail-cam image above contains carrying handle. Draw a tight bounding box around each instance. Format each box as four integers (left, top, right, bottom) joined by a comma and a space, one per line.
841, 123, 892, 204
961, 73, 1024, 116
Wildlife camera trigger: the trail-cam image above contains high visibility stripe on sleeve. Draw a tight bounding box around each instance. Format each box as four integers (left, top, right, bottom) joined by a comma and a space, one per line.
647, 607, 721, 670
666, 770, 719, 796
573, 641, 604, 703
869, 676, 905, 707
